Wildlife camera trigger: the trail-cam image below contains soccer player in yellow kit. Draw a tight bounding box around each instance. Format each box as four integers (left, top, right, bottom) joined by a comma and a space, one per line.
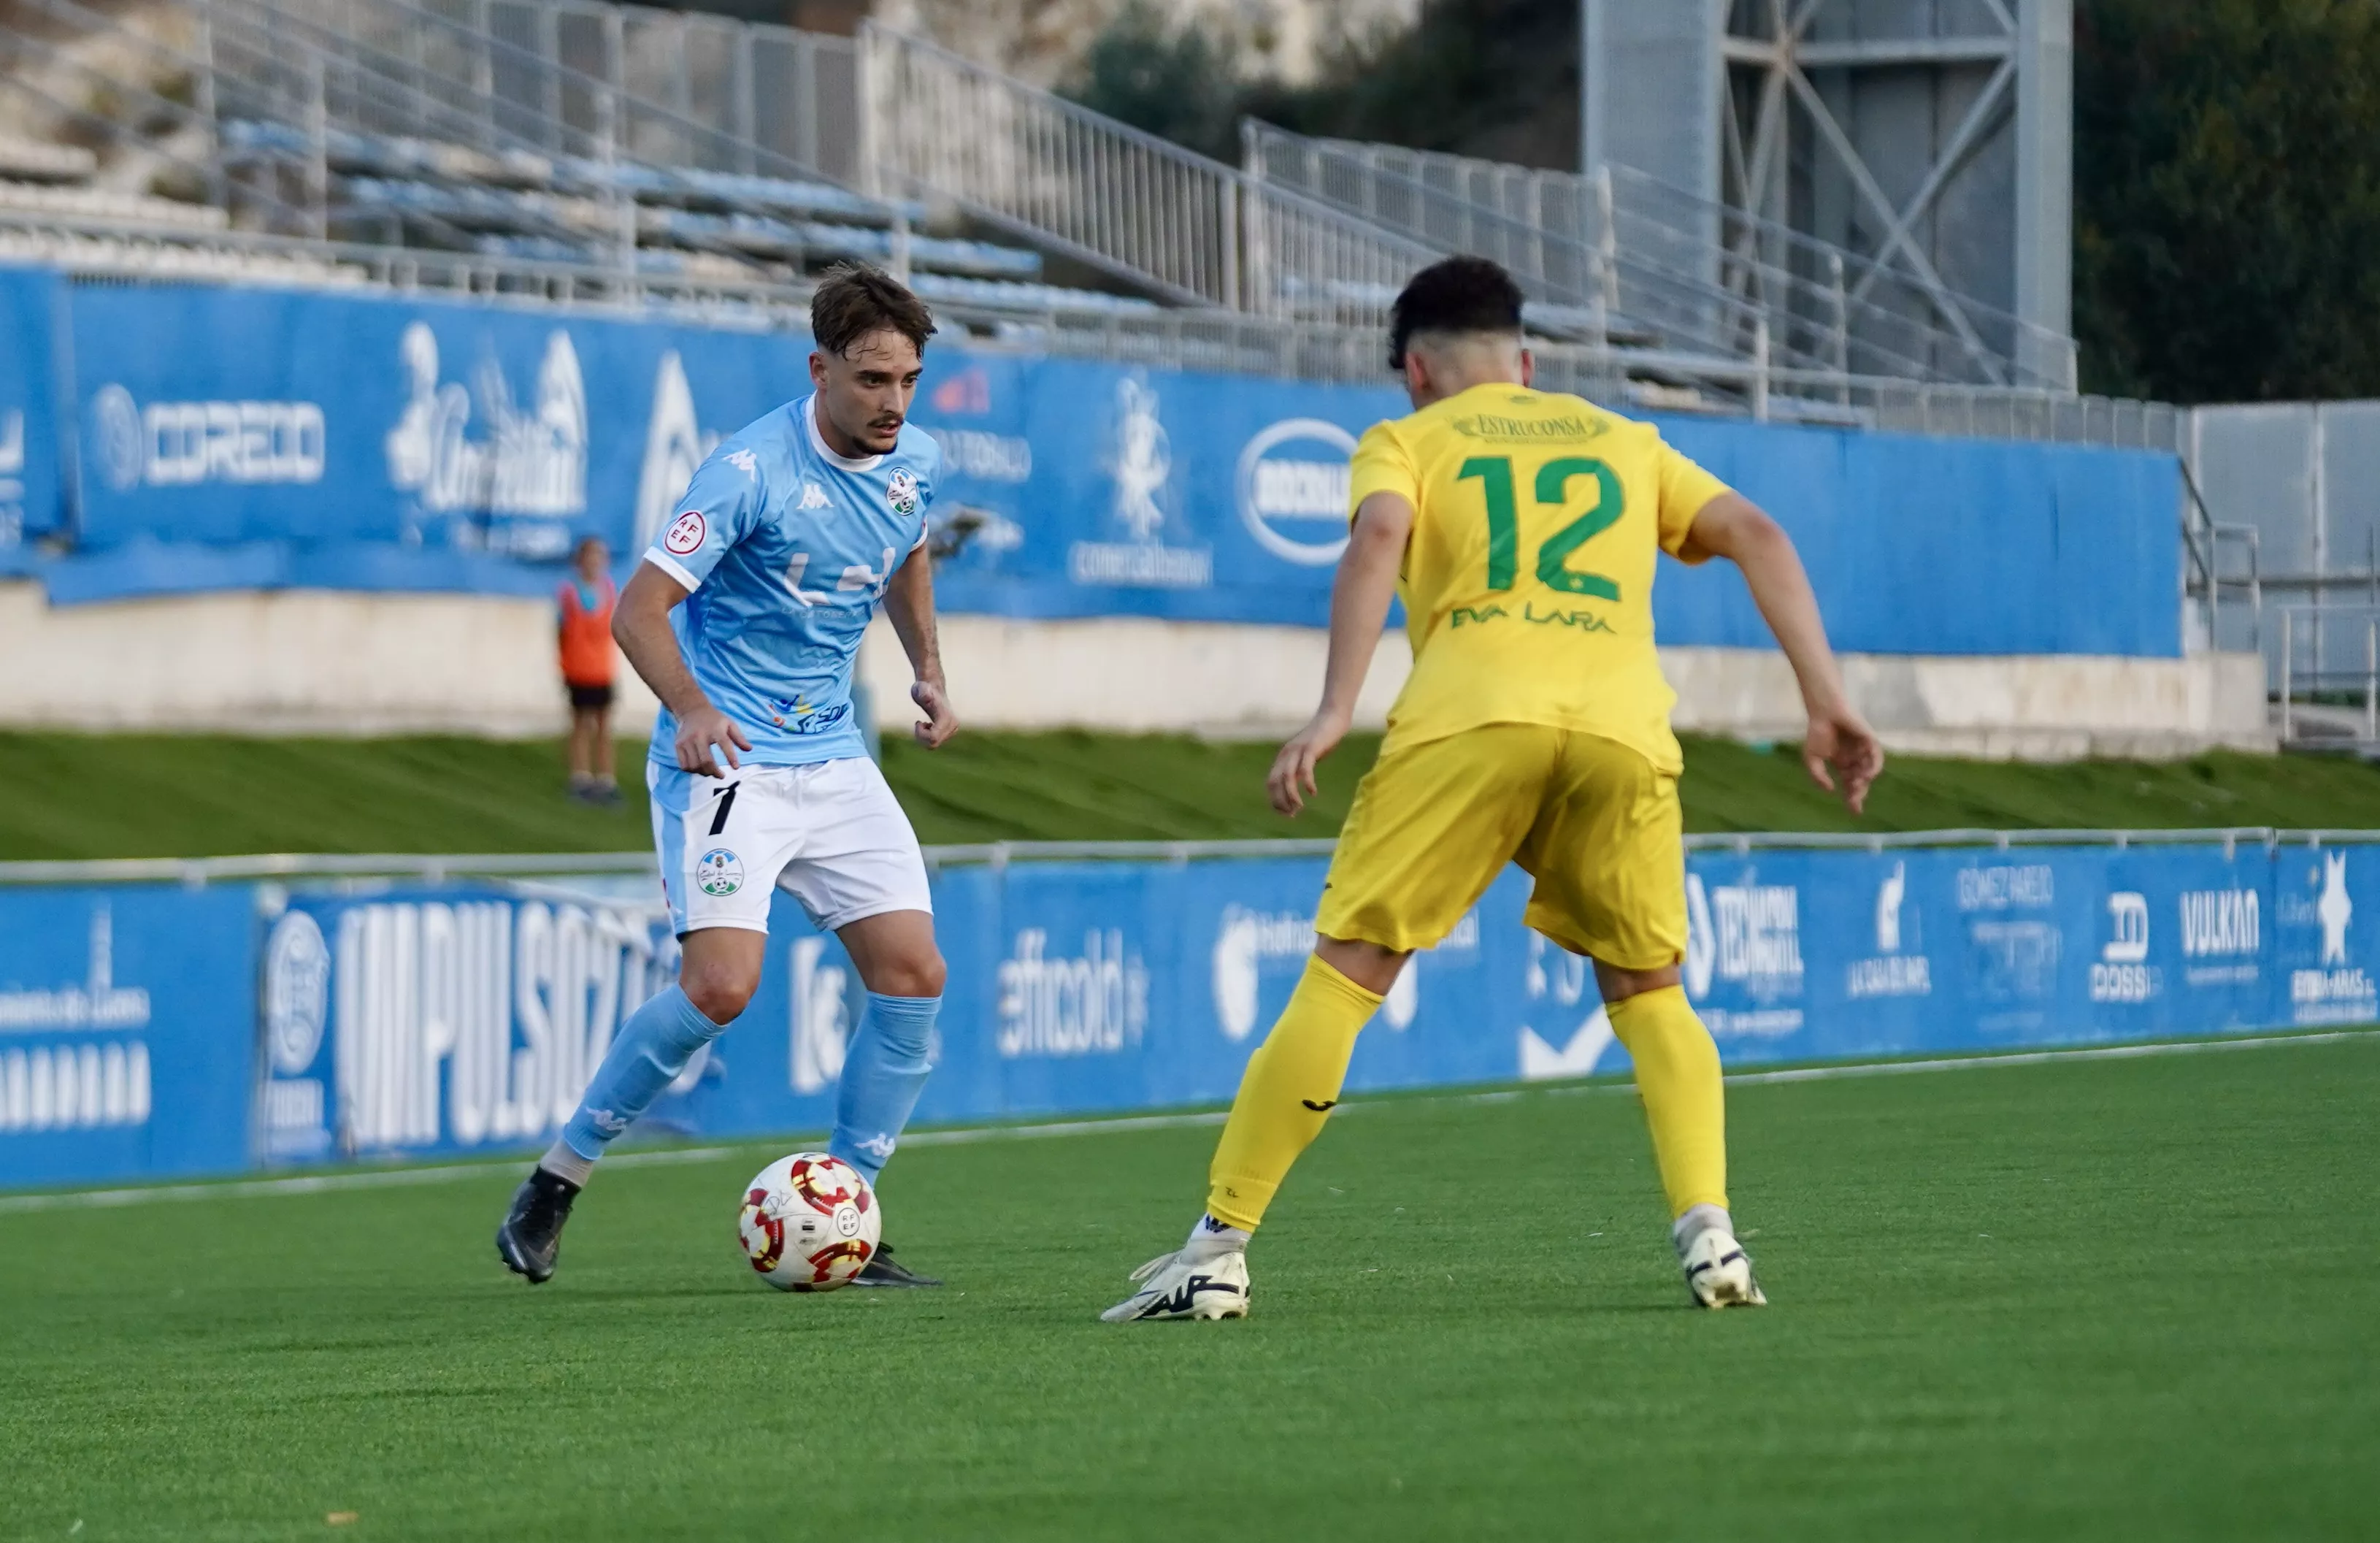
1103, 257, 1883, 1320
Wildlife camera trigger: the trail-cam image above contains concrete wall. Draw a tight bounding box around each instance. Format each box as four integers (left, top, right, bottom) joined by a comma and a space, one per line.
0, 582, 2273, 758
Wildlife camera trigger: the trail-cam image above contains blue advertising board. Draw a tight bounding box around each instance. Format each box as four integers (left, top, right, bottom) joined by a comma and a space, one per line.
0, 884, 258, 1185
0, 269, 2179, 656
3, 837, 2375, 1191
0, 264, 65, 553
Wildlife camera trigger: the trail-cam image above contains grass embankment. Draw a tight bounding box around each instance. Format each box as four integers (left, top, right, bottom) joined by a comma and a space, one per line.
5, 730, 2380, 859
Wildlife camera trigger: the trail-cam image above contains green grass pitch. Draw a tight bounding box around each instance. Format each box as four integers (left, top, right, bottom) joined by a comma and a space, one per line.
4, 1034, 2376, 1542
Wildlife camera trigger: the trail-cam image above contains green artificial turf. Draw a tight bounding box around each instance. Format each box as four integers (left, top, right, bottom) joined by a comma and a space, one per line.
2, 1034, 2374, 1541
9, 730, 2380, 859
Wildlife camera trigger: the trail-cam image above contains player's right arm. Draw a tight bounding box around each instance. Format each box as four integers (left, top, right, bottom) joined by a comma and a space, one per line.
1681, 489, 1884, 813
612, 563, 750, 776
615, 459, 761, 777
1268, 490, 1412, 816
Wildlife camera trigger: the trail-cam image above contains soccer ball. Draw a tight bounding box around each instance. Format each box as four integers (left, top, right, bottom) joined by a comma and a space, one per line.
737, 1152, 880, 1292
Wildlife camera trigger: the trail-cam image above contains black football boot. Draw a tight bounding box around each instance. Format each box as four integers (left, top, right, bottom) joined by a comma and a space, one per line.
495, 1168, 581, 1284
851, 1240, 942, 1287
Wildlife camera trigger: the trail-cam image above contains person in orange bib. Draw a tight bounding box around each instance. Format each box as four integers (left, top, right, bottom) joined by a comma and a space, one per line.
558, 535, 620, 804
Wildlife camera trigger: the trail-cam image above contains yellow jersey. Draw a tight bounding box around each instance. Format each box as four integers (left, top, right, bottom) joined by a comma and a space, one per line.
1346, 383, 1732, 772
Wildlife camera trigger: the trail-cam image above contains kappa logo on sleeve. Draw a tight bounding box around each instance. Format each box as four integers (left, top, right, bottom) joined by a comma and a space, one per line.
664, 510, 707, 555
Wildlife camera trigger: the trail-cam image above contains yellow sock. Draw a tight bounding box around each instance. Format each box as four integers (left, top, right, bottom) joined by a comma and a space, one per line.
1605, 984, 1730, 1217
1205, 954, 1383, 1230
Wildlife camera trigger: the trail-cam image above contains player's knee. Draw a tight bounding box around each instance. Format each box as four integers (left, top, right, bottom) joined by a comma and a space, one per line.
1594, 960, 1682, 1003
872, 947, 945, 999
680, 962, 760, 1025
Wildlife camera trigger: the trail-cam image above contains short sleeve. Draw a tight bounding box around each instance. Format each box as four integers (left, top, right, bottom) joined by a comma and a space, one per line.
1346, 421, 1420, 521
1653, 435, 1732, 562
646, 448, 761, 591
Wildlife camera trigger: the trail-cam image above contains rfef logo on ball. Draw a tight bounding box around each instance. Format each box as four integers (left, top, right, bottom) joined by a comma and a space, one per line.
697, 848, 743, 897
664, 510, 706, 555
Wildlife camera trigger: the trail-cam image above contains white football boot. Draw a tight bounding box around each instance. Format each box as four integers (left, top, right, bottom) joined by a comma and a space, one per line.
1099, 1246, 1251, 1322
1678, 1224, 1767, 1309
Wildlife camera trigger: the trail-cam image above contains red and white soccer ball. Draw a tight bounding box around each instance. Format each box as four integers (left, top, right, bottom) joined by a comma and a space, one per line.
737, 1152, 880, 1292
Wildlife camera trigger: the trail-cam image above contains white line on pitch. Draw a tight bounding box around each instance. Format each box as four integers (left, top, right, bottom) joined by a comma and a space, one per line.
1717, 1027, 2380, 1086
1, 1028, 2371, 1216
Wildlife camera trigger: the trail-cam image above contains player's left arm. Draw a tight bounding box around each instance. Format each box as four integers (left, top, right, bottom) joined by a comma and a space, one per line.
1681, 490, 1884, 813
882, 543, 956, 750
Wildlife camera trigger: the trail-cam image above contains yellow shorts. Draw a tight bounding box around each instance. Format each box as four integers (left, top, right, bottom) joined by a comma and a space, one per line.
1313, 724, 1686, 968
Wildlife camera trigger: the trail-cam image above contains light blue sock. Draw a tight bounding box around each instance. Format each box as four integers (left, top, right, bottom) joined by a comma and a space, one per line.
559, 986, 726, 1163
829, 992, 940, 1184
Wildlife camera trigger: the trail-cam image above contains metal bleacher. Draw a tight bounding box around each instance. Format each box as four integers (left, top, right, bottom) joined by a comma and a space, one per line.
1240, 123, 2083, 397
0, 0, 1161, 326
0, 0, 2179, 445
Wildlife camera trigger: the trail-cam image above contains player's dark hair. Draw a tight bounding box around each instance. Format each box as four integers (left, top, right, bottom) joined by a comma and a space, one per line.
1387, 256, 1525, 370
810, 262, 937, 359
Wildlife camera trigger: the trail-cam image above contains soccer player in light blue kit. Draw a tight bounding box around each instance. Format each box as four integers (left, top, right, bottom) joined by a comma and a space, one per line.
499, 264, 956, 1287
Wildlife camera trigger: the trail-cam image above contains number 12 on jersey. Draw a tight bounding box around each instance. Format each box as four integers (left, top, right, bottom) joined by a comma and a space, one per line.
1457, 454, 1625, 601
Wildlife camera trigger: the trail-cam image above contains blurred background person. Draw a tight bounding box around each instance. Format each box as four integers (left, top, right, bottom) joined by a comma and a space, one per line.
558, 535, 620, 804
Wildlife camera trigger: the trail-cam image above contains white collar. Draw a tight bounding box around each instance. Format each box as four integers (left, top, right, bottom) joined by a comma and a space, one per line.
805, 394, 885, 472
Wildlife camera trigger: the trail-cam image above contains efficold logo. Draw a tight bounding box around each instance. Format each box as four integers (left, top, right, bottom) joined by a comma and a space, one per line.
1235, 418, 1356, 566
997, 928, 1150, 1059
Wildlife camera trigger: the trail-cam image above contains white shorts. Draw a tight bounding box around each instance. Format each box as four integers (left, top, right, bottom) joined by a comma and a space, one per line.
649, 757, 932, 936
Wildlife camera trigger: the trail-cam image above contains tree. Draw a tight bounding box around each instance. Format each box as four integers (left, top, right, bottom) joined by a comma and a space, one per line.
1063, 0, 1576, 171
2074, 0, 2380, 402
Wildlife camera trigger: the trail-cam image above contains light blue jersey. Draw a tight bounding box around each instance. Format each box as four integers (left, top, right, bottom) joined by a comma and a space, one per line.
643, 394, 936, 767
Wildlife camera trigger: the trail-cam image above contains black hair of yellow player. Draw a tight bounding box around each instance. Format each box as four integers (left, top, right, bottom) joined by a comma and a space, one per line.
1386, 256, 1525, 371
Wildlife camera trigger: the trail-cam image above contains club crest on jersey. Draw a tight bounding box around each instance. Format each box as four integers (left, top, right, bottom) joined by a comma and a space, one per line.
664, 510, 706, 555
696, 848, 743, 897
886, 467, 919, 516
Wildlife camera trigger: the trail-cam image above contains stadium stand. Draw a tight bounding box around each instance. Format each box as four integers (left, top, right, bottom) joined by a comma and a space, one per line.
0, 0, 2175, 443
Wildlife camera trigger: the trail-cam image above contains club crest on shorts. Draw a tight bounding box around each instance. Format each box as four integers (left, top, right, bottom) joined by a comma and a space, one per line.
696, 848, 743, 897
886, 467, 919, 516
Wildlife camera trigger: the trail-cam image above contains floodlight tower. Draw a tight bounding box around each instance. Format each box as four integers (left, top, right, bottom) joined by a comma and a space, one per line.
1581, 0, 2074, 389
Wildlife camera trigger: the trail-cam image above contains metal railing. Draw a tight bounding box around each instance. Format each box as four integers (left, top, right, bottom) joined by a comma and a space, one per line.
1243, 124, 2079, 392
858, 23, 1435, 319
2179, 451, 2263, 656
2276, 602, 2380, 748
243, 0, 863, 184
